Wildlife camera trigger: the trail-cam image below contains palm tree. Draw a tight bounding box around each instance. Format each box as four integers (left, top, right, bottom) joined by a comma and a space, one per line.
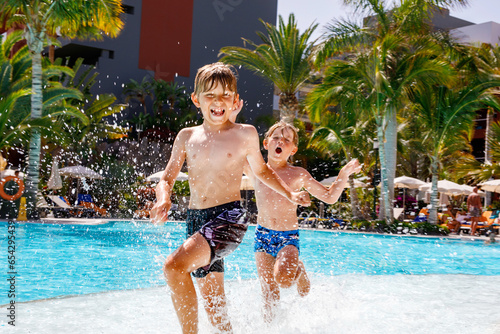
454, 119, 500, 183
477, 44, 500, 164
219, 14, 317, 123
122, 76, 153, 115
0, 31, 86, 154
0, 0, 124, 218
63, 93, 128, 165
412, 79, 500, 223
312, 0, 464, 223
306, 96, 374, 219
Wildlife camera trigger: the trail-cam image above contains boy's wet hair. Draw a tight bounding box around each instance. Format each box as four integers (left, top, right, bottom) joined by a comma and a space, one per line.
193, 62, 238, 96
265, 121, 299, 147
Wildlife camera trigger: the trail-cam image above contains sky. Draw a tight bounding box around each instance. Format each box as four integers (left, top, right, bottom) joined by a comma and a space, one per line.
277, 0, 500, 40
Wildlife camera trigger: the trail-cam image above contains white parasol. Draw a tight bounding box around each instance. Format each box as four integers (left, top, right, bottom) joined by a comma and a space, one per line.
419, 180, 467, 196
478, 179, 500, 193
59, 166, 104, 180
394, 176, 426, 189
47, 158, 63, 190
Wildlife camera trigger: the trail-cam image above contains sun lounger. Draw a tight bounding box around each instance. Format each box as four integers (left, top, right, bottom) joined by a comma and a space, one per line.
77, 194, 108, 217
47, 195, 94, 218
459, 211, 500, 235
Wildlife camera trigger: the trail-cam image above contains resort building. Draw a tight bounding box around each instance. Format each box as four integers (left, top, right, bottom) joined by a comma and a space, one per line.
451, 20, 500, 161
44, 0, 278, 128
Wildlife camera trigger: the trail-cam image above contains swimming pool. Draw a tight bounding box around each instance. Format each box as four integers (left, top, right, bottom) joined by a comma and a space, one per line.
1, 220, 500, 304
1, 220, 500, 333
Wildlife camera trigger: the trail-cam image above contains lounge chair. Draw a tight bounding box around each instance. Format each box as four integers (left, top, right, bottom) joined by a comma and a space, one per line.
77, 194, 108, 217
47, 195, 94, 218
458, 211, 500, 235
299, 211, 319, 228
477, 211, 500, 235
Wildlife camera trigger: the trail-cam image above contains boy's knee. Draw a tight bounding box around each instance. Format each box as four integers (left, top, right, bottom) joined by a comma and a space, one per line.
274, 270, 295, 288
163, 256, 186, 278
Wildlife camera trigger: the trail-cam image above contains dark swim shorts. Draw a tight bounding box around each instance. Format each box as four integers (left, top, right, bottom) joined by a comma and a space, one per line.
254, 224, 300, 258
186, 201, 249, 278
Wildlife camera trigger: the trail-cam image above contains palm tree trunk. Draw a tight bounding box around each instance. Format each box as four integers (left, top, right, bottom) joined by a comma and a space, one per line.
348, 175, 363, 219
384, 107, 397, 221
377, 125, 392, 225
428, 157, 439, 224
484, 107, 493, 208
485, 107, 493, 163
26, 50, 43, 219
279, 93, 299, 124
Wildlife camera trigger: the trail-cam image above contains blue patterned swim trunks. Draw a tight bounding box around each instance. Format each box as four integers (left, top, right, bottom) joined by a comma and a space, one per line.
254, 224, 300, 258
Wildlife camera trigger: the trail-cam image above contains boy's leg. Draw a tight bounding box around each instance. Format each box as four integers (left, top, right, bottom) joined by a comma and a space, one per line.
163, 233, 211, 334
275, 245, 310, 296
274, 245, 299, 288
255, 252, 279, 322
197, 272, 232, 333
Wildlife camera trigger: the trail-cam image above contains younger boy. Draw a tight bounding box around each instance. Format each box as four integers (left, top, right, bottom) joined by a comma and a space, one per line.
150, 63, 310, 334
245, 121, 361, 322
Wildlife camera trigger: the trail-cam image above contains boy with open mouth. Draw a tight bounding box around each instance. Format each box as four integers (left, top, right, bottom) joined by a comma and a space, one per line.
244, 121, 361, 322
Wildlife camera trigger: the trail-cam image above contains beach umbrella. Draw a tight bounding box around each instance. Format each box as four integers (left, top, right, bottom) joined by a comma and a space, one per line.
47, 158, 62, 190
393, 176, 426, 189
320, 176, 367, 188
146, 171, 188, 182
393, 176, 426, 212
59, 166, 104, 204
419, 180, 466, 196
59, 166, 104, 180
0, 169, 25, 179
478, 179, 500, 193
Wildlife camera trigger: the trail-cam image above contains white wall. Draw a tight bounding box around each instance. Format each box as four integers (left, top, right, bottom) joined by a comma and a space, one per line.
451, 21, 500, 45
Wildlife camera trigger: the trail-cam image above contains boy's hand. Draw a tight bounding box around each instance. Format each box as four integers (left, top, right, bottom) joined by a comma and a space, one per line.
290, 190, 311, 207
150, 199, 171, 224
342, 159, 362, 176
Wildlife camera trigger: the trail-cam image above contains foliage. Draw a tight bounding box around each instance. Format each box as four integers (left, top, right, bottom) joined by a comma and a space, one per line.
486, 201, 500, 211
47, 57, 130, 165
173, 180, 190, 198
346, 219, 449, 235
219, 14, 317, 123
416, 222, 449, 235
89, 153, 137, 217
311, 0, 469, 223
0, 32, 86, 152
123, 76, 200, 141
0, 0, 124, 218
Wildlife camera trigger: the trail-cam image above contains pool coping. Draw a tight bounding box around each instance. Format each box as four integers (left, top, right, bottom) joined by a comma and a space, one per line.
9, 218, 496, 243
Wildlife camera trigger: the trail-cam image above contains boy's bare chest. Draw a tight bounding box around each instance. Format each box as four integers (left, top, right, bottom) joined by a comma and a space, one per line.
258, 167, 302, 193
185, 134, 243, 166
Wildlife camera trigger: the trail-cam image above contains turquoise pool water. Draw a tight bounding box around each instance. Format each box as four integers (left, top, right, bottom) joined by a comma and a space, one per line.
1, 220, 499, 305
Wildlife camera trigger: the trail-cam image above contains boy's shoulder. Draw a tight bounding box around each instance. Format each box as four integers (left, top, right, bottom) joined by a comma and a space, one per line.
228, 122, 259, 137
177, 124, 202, 136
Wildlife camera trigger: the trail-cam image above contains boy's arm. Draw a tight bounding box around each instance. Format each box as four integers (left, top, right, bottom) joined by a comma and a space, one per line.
244, 126, 310, 206
303, 159, 361, 204
150, 129, 188, 223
